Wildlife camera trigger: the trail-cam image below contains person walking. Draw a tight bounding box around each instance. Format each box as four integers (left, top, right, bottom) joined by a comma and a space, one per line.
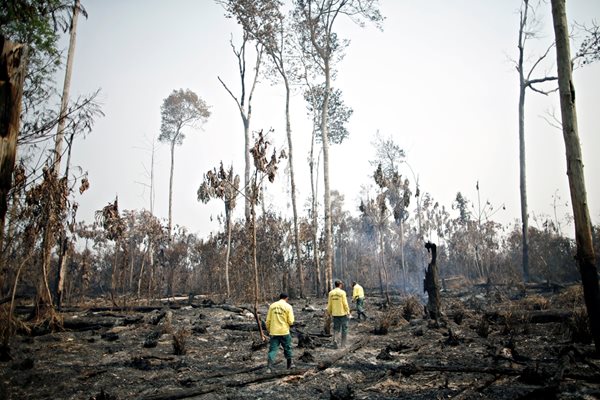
265, 293, 295, 372
327, 280, 350, 348
352, 281, 368, 321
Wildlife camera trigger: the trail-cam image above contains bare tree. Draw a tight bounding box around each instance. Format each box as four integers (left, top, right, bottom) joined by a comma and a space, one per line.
550, 0, 599, 353
159, 89, 210, 239
515, 0, 557, 282
216, 9, 263, 222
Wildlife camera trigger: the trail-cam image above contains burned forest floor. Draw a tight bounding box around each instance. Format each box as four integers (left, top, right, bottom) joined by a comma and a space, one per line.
1, 283, 600, 400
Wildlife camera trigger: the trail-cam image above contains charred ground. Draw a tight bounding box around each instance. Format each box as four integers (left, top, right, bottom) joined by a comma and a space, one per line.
1, 283, 599, 400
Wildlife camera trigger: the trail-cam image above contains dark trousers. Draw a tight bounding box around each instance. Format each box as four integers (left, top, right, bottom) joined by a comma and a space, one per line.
267, 334, 292, 362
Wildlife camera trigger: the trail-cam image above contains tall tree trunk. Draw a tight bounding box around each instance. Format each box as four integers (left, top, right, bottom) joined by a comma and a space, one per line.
518, 1, 530, 282
284, 78, 304, 298
137, 244, 147, 298
0, 38, 27, 251
111, 244, 119, 305
51, 0, 80, 308
128, 236, 135, 292
309, 128, 321, 297
400, 218, 407, 293
379, 228, 390, 305
224, 206, 232, 299
168, 139, 176, 240
52, 0, 79, 176
243, 117, 251, 221
550, 0, 599, 353
55, 131, 76, 309
250, 190, 266, 339
322, 62, 333, 294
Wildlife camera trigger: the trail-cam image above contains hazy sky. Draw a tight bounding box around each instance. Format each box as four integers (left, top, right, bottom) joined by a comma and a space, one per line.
63, 0, 600, 240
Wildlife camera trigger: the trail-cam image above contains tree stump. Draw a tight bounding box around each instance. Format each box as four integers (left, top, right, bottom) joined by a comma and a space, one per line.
423, 241, 441, 321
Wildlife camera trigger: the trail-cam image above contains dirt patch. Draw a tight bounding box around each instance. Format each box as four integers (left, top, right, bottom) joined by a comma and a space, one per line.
1, 285, 599, 399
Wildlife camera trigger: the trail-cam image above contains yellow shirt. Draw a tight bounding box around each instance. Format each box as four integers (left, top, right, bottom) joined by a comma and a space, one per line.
327, 287, 350, 317
266, 299, 294, 336
352, 284, 365, 300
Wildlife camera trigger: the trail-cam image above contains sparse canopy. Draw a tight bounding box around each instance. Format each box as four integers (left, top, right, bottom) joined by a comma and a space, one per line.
304, 84, 353, 145
159, 89, 210, 145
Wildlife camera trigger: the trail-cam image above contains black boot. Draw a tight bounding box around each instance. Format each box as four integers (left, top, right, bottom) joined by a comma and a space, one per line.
267, 358, 274, 373
287, 358, 294, 369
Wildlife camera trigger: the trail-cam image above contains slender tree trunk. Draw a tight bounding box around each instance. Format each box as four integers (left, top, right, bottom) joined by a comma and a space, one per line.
55, 131, 77, 309
518, 0, 530, 282
137, 245, 147, 298
128, 237, 135, 292
224, 207, 232, 299
111, 243, 118, 305
243, 117, 251, 221
51, 0, 80, 308
379, 228, 390, 304
283, 78, 304, 298
550, 0, 599, 353
400, 218, 407, 293
168, 139, 176, 240
148, 246, 154, 302
309, 126, 321, 297
0, 38, 27, 249
52, 0, 79, 176
322, 62, 333, 294
250, 189, 266, 339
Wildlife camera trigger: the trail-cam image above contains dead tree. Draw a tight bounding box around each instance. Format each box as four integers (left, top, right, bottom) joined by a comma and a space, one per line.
424, 241, 441, 321
0, 37, 27, 249
249, 129, 285, 340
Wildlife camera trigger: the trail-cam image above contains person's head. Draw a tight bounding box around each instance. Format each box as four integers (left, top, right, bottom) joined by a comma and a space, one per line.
334, 280, 343, 288
351, 281, 357, 287
279, 293, 289, 301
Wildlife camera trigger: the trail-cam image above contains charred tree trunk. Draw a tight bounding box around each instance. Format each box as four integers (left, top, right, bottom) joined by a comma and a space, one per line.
424, 241, 441, 321
0, 37, 27, 251
550, 0, 600, 353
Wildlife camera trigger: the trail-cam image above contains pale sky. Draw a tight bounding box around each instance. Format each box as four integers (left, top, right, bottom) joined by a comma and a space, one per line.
63, 0, 600, 240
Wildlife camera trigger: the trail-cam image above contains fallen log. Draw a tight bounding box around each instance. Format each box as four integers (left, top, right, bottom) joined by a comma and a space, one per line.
62, 316, 118, 331
139, 367, 311, 400
221, 322, 259, 331
317, 337, 369, 370
484, 309, 575, 324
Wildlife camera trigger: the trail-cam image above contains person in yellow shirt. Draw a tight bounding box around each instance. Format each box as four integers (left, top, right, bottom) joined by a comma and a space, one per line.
352, 281, 368, 321
265, 293, 295, 372
327, 280, 350, 348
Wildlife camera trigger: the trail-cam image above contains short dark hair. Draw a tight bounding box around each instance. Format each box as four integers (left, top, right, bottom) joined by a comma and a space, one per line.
279, 293, 289, 299
351, 281, 357, 286
334, 280, 342, 287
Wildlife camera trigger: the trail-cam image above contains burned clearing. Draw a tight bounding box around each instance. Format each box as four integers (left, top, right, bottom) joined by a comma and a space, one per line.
1, 283, 599, 400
